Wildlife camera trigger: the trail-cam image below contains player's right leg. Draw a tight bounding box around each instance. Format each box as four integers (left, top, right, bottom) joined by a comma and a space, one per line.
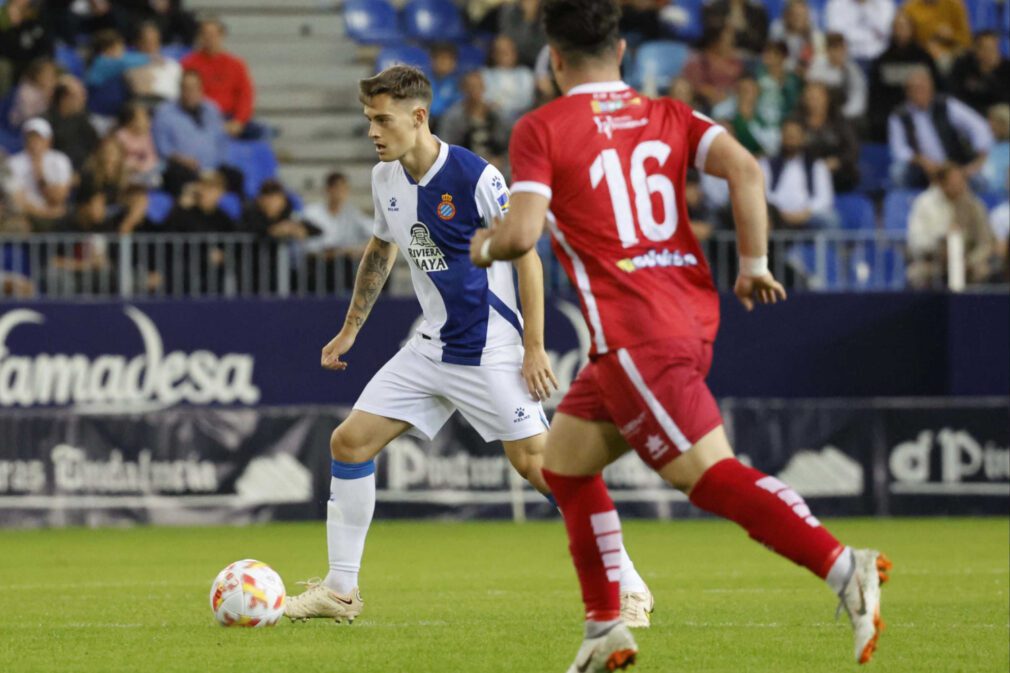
540, 413, 639, 673
285, 410, 411, 623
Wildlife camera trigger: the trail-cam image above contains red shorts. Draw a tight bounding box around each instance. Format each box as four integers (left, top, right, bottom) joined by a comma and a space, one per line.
557, 338, 723, 470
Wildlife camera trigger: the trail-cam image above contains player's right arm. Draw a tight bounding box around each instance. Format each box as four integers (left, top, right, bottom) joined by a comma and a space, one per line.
321, 235, 398, 370
701, 132, 787, 312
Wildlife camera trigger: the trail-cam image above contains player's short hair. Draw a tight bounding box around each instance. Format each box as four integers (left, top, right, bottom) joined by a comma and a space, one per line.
542, 0, 622, 65
358, 66, 433, 108
325, 171, 347, 188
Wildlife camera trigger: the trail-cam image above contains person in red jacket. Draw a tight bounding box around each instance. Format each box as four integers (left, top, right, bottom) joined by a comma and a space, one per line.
181, 17, 255, 138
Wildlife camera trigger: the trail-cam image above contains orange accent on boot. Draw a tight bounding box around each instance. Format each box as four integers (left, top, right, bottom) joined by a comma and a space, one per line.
606, 649, 637, 671
876, 554, 893, 584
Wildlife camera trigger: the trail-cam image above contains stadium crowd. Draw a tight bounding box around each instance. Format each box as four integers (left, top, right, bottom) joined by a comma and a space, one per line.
0, 0, 1007, 297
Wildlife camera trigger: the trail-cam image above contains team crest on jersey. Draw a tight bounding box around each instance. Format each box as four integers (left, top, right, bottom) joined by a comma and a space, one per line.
436, 193, 456, 220
408, 223, 448, 272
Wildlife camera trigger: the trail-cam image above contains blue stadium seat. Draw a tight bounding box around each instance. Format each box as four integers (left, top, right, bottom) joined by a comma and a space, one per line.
219, 192, 243, 221
806, 0, 829, 29
343, 0, 403, 45
849, 241, 906, 290
835, 193, 876, 230
375, 45, 433, 77
55, 43, 85, 79
0, 91, 22, 153
882, 189, 922, 230
764, 0, 786, 22
660, 0, 704, 44
87, 77, 130, 116
786, 242, 843, 290
966, 0, 1001, 32
161, 44, 192, 61
858, 143, 890, 195
402, 0, 466, 42
630, 41, 690, 92
146, 190, 175, 224
456, 44, 487, 73
225, 140, 279, 198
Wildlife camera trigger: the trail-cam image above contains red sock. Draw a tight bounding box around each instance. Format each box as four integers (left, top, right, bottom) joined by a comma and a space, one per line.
689, 458, 845, 578
541, 469, 621, 621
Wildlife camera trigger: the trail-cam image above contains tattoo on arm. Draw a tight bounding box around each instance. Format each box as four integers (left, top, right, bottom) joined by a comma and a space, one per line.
344, 239, 395, 331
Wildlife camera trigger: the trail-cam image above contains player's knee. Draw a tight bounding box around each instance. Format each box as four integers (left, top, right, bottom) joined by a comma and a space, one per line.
330, 425, 371, 462
508, 451, 532, 480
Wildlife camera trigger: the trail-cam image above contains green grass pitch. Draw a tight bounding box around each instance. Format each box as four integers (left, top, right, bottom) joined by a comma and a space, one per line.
2, 517, 1007, 672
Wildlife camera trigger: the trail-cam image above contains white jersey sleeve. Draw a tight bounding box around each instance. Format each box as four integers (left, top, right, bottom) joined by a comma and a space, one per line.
371, 164, 394, 242
473, 164, 511, 228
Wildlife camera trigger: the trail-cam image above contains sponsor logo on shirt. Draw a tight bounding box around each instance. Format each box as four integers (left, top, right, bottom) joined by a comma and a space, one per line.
436, 193, 456, 221
590, 96, 642, 114
616, 249, 699, 273
645, 434, 670, 460
388, 197, 399, 212
593, 115, 649, 140
408, 223, 448, 273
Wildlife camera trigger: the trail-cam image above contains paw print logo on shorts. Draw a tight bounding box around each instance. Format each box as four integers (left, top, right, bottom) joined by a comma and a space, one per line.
514, 407, 530, 423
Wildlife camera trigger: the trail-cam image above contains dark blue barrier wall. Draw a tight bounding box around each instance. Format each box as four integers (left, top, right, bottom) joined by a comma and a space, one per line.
0, 292, 1005, 410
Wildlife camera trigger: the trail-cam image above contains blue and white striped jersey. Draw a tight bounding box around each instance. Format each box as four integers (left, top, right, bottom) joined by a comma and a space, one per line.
371, 141, 523, 366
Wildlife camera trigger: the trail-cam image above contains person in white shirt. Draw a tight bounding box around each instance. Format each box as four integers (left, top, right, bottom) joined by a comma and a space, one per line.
480, 35, 535, 124
302, 172, 373, 257
806, 32, 868, 120
130, 20, 183, 102
907, 163, 994, 287
4, 117, 73, 230
888, 66, 993, 188
825, 0, 895, 61
760, 119, 837, 229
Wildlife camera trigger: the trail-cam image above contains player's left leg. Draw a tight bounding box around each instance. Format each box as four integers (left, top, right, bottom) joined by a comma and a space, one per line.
502, 433, 652, 626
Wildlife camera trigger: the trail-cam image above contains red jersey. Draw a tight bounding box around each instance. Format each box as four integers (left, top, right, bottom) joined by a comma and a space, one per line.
510, 81, 724, 357
181, 51, 255, 124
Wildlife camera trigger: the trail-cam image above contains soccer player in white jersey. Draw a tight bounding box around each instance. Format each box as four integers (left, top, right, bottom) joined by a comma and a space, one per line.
284, 66, 653, 626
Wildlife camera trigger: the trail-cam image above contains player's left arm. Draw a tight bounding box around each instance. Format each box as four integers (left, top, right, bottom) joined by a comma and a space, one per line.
512, 249, 560, 401
469, 192, 549, 266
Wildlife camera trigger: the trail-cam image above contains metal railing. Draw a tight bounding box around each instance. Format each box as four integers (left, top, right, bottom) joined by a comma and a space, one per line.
0, 229, 995, 300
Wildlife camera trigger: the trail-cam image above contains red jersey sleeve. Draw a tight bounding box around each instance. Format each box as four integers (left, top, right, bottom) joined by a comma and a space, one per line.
508, 113, 554, 200
675, 102, 725, 173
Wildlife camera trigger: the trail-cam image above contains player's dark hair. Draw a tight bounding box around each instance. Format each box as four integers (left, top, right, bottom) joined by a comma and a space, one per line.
359, 66, 433, 108
325, 171, 347, 188
542, 0, 622, 65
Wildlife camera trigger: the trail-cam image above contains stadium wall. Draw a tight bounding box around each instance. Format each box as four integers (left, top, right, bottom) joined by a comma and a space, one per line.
0, 295, 1006, 526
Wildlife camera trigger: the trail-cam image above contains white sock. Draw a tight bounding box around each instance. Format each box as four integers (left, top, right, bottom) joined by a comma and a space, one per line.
825, 546, 854, 594
617, 545, 648, 594
323, 462, 376, 595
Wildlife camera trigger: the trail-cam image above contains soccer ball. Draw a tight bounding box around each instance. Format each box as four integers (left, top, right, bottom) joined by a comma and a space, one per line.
209, 559, 286, 627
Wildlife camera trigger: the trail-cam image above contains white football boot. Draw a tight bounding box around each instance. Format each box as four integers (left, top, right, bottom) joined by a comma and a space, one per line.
565, 621, 638, 673
284, 579, 364, 624
619, 589, 655, 629
837, 549, 892, 664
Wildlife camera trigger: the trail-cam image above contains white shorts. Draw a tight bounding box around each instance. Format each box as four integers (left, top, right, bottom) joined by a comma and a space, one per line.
353, 340, 549, 442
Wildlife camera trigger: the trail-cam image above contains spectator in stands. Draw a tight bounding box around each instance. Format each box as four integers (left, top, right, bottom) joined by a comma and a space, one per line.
78, 135, 149, 235
302, 172, 372, 259
681, 25, 744, 110
238, 179, 307, 241
901, 0, 971, 68
990, 176, 1009, 280
85, 30, 149, 95
439, 71, 509, 169
481, 35, 535, 124
0, 0, 54, 91
888, 66, 993, 188
130, 20, 183, 103
712, 76, 780, 156
162, 170, 233, 234
619, 0, 664, 44
4, 118, 71, 230
181, 17, 256, 139
824, 0, 895, 63
980, 104, 1009, 197
948, 31, 1010, 115
761, 119, 837, 229
45, 76, 99, 172
755, 40, 802, 129
668, 77, 698, 109
769, 0, 825, 73
497, 0, 546, 69
806, 32, 868, 121
135, 0, 197, 47
53, 191, 115, 281
684, 169, 716, 241
429, 43, 461, 121
8, 58, 57, 128
115, 102, 161, 189
867, 12, 940, 141
153, 69, 238, 197
702, 0, 769, 57
798, 81, 860, 193
907, 163, 994, 287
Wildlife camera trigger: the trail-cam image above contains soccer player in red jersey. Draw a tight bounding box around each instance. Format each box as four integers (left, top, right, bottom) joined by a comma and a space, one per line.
469, 1, 891, 671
